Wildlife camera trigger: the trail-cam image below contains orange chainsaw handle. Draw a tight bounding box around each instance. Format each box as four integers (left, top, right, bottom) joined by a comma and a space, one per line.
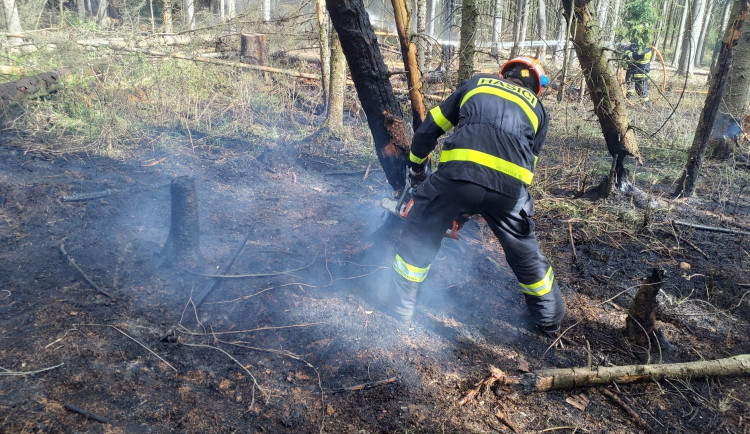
402, 198, 460, 240
445, 220, 460, 240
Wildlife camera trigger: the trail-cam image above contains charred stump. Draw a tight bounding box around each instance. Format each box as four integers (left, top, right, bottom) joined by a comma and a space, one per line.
161, 176, 201, 267
326, 0, 410, 193
625, 268, 664, 346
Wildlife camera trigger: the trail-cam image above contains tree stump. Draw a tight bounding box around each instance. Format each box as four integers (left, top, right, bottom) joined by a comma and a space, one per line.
240, 33, 268, 65
161, 176, 201, 267
625, 268, 665, 346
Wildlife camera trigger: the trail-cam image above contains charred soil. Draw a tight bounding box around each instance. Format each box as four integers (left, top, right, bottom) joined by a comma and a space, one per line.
1, 109, 749, 433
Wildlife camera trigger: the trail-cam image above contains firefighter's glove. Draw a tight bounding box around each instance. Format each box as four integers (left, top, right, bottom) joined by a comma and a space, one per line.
408, 166, 427, 188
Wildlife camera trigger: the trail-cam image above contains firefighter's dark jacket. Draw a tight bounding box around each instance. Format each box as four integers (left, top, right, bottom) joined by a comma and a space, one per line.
410, 74, 549, 199
622, 45, 653, 78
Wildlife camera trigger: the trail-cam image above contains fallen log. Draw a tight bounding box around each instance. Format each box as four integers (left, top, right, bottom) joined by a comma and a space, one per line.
521, 354, 750, 392
0, 67, 73, 103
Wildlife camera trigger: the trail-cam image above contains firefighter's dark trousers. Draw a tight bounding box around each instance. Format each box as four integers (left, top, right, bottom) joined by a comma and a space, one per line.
625, 70, 649, 101
383, 172, 565, 327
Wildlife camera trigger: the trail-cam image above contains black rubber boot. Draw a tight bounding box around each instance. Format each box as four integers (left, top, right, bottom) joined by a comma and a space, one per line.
376, 271, 421, 323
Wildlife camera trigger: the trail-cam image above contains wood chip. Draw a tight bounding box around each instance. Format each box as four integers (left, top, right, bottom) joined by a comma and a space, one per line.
566, 393, 589, 411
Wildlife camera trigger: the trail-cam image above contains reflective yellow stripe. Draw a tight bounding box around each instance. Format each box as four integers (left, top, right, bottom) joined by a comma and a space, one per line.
440, 148, 534, 185
460, 86, 539, 133
410, 151, 427, 165
393, 255, 430, 283
520, 267, 554, 297
430, 106, 454, 132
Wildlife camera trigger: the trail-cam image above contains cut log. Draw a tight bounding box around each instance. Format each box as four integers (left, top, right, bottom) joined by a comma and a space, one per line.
161, 176, 201, 267
0, 67, 74, 104
240, 33, 268, 65
625, 268, 664, 346
521, 354, 750, 391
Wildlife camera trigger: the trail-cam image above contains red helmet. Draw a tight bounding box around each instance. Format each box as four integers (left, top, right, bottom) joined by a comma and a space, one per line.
499, 57, 550, 96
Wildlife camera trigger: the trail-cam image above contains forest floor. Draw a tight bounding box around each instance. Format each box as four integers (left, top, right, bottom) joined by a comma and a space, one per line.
1, 76, 750, 433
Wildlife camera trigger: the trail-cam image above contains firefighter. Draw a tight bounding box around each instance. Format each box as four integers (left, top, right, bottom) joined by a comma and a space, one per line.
377, 57, 565, 336
621, 42, 653, 105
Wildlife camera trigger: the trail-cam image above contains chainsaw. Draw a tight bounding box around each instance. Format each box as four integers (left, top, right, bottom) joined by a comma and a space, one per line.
380, 181, 461, 240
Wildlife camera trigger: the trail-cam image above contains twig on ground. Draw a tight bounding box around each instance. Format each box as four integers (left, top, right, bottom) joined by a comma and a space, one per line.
459, 366, 506, 405
185, 253, 318, 278
63, 404, 116, 425
59, 238, 114, 299
601, 388, 654, 433
670, 221, 709, 259
327, 377, 397, 394
672, 219, 750, 237
192, 230, 253, 308
0, 362, 64, 376
568, 221, 578, 263
83, 324, 177, 372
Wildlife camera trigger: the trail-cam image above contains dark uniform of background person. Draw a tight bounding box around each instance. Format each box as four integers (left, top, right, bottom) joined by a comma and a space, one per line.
376, 57, 566, 336
622, 43, 653, 105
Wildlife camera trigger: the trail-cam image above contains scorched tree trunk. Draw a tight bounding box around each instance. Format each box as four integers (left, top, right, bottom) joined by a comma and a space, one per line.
326, 0, 411, 193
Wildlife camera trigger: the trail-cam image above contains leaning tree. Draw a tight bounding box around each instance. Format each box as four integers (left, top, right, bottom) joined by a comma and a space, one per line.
326, 0, 411, 194
562, 0, 641, 196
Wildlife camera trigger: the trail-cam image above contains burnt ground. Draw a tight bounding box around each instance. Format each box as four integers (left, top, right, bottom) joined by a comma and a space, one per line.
1, 113, 749, 433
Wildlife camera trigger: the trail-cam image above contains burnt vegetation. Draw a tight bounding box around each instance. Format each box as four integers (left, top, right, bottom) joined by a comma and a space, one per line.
1, 1, 749, 433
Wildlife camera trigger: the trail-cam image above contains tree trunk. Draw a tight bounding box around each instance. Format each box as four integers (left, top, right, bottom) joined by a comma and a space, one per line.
597, 0, 611, 29
161, 176, 201, 267
77, 0, 86, 20
491, 0, 503, 59
326, 0, 410, 193
625, 268, 664, 346
678, 0, 707, 75
562, 0, 639, 194
535, 0, 547, 59
710, 2, 750, 154
672, 0, 690, 66
553, 14, 567, 64
607, 0, 622, 44
184, 0, 195, 30
163, 0, 173, 33
392, 0, 427, 130
227, 0, 235, 19
2, 0, 23, 45
457, 0, 478, 80
557, 4, 575, 101
520, 0, 530, 52
416, 0, 427, 71
263, 0, 271, 22
510, 0, 521, 58
316, 0, 331, 110
657, 0, 674, 49
326, 29, 346, 129
240, 34, 268, 65
674, 0, 748, 198
694, 0, 714, 66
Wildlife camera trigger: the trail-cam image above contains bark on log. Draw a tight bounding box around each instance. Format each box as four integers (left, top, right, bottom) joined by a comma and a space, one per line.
326, 0, 410, 193
240, 33, 267, 65
161, 176, 201, 267
0, 67, 74, 103
523, 354, 750, 391
625, 268, 664, 346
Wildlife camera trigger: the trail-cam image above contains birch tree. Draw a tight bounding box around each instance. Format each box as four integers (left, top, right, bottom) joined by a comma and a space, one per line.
2, 0, 22, 38
316, 0, 331, 110
678, 0, 707, 75
672, 0, 690, 66
185, 0, 195, 30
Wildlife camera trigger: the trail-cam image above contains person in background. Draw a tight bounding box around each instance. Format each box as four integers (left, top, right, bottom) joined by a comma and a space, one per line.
376, 57, 566, 337
621, 42, 653, 105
